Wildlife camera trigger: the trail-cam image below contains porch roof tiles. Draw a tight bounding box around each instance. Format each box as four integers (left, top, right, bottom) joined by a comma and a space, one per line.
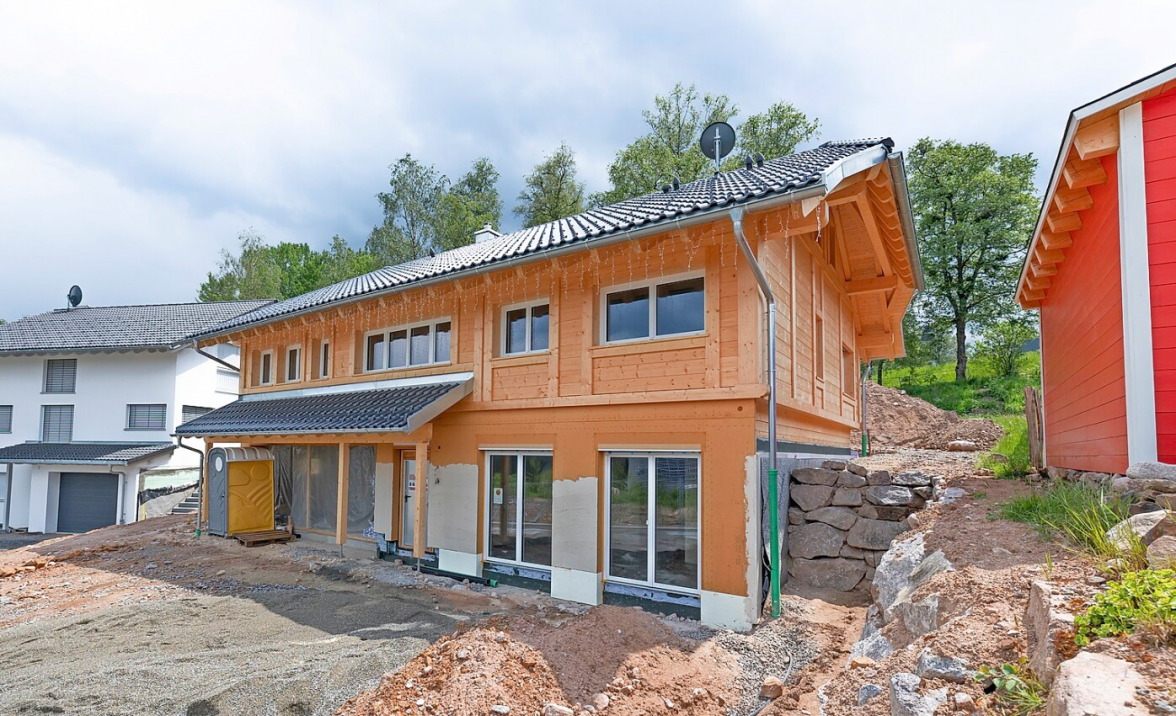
0, 442, 176, 465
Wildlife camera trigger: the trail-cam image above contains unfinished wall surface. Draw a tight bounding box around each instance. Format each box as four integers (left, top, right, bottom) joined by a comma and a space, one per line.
1040, 157, 1130, 474
551, 475, 597, 574
1144, 91, 1176, 463
426, 463, 479, 553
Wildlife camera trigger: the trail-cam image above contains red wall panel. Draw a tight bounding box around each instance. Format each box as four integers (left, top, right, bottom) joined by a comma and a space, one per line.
1040, 157, 1129, 473
1144, 90, 1176, 463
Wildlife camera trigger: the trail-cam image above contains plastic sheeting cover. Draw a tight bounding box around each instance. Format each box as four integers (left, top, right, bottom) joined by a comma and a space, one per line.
347, 445, 376, 538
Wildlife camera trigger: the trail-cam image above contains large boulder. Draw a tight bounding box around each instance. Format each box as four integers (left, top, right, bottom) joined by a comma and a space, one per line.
789, 522, 846, 559
791, 484, 835, 511
1025, 580, 1074, 687
893, 594, 940, 636
1148, 535, 1176, 570
1107, 511, 1169, 550
789, 557, 866, 591
1143, 515, 1176, 545
806, 506, 859, 531
884, 551, 954, 626
872, 533, 926, 612
793, 467, 841, 486
1126, 461, 1176, 482
892, 471, 933, 487
832, 487, 864, 507
836, 472, 868, 488
915, 649, 973, 684
866, 485, 919, 506
868, 470, 892, 486
946, 440, 979, 452
848, 518, 908, 550
858, 504, 912, 521
1046, 652, 1147, 716
889, 673, 947, 716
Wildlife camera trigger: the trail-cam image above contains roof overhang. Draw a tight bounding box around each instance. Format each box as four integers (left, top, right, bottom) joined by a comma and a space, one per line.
194, 143, 922, 344
0, 442, 177, 466
1017, 62, 1176, 308
0, 345, 181, 357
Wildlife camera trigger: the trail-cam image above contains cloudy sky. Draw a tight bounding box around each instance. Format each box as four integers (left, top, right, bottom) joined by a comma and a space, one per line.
0, 1, 1171, 319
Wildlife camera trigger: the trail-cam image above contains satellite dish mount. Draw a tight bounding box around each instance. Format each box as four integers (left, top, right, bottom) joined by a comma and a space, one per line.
700, 121, 736, 174
67, 285, 83, 309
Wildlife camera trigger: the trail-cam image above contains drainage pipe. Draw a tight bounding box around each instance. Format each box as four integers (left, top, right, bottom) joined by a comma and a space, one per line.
174, 437, 205, 538
729, 207, 780, 618
861, 361, 874, 456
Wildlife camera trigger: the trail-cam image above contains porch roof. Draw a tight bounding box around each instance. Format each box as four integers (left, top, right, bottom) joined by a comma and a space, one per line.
174, 375, 473, 437
0, 441, 176, 465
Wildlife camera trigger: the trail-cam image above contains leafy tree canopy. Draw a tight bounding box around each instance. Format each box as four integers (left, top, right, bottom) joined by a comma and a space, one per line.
514, 143, 586, 227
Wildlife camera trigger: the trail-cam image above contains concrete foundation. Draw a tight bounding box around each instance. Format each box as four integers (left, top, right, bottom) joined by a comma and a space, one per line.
438, 548, 483, 577
700, 590, 757, 632
551, 566, 603, 605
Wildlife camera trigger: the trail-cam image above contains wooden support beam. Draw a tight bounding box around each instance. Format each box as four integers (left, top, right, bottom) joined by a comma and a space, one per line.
413, 440, 429, 558
1047, 211, 1082, 234
845, 275, 899, 295
857, 330, 894, 352
1063, 157, 1108, 188
1021, 287, 1045, 302
1020, 299, 1042, 309
1034, 246, 1066, 265
1074, 116, 1120, 160
1054, 186, 1094, 214
336, 443, 349, 545
1026, 273, 1052, 290
1040, 231, 1073, 251
1034, 263, 1058, 276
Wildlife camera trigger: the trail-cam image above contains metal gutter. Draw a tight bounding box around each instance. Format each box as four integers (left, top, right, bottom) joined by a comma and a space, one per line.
173, 437, 206, 537
193, 342, 240, 372
887, 152, 924, 290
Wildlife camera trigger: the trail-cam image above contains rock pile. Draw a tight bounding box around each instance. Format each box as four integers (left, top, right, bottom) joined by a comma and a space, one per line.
787, 461, 941, 592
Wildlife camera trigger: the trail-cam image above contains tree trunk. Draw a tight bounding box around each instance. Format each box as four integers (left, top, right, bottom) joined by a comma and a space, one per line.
955, 319, 968, 382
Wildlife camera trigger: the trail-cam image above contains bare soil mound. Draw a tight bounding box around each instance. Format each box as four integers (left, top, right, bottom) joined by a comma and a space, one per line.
852, 382, 1002, 451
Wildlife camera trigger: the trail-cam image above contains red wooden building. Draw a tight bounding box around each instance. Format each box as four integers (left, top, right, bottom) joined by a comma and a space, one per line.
1018, 63, 1176, 474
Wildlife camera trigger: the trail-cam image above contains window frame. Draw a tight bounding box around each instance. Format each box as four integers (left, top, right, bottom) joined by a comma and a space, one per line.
0, 405, 12, 433
483, 449, 554, 569
362, 317, 453, 373
126, 403, 168, 431
215, 368, 239, 394
841, 344, 856, 398
259, 350, 274, 386
599, 271, 706, 346
603, 450, 701, 595
500, 299, 551, 356
181, 405, 213, 424
40, 404, 74, 443
43, 358, 78, 395
285, 344, 302, 383
318, 340, 331, 380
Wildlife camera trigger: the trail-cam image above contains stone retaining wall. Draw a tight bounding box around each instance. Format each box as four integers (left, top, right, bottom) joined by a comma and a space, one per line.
786, 460, 941, 592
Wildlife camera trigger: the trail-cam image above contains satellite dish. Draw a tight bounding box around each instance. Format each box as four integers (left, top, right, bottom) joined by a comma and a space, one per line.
700, 121, 736, 172
67, 285, 83, 309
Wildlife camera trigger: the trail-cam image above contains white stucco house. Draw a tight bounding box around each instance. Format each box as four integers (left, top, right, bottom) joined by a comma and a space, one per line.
0, 300, 271, 533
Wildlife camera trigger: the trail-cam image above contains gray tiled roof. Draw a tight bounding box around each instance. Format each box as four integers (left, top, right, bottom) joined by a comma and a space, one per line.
0, 300, 273, 355
175, 380, 471, 436
202, 139, 895, 336
0, 442, 176, 465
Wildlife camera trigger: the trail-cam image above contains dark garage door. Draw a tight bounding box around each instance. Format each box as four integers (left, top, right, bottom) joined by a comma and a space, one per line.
58, 473, 119, 533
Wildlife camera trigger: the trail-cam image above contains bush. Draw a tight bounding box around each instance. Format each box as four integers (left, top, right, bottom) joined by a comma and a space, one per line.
882, 351, 1040, 416
975, 320, 1039, 378
979, 415, 1031, 478
974, 660, 1046, 716
1074, 569, 1176, 646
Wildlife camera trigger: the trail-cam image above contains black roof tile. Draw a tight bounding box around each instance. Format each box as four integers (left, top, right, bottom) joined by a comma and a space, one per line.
0, 442, 176, 465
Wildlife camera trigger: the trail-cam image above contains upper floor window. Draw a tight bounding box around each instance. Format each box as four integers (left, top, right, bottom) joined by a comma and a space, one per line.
41, 405, 73, 443
503, 302, 549, 355
602, 275, 705, 344
0, 405, 12, 433
286, 346, 301, 382
318, 340, 331, 379
259, 351, 273, 386
44, 359, 77, 394
127, 404, 167, 431
364, 319, 451, 372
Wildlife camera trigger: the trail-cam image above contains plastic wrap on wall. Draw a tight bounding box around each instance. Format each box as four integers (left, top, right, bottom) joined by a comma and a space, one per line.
308, 445, 338, 532
273, 446, 294, 525
292, 446, 309, 529
347, 445, 376, 538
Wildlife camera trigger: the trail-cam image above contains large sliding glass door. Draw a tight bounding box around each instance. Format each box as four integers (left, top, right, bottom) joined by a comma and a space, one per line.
486, 452, 553, 567
606, 453, 700, 592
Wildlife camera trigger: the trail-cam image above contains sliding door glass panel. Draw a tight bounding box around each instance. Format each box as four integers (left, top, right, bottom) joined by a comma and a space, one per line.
654, 457, 699, 589
608, 456, 649, 581
656, 278, 705, 336
410, 326, 431, 365
434, 322, 451, 362
530, 305, 549, 351
308, 446, 339, 532
522, 455, 553, 566
488, 455, 518, 561
347, 446, 376, 538
505, 309, 527, 354
606, 288, 650, 342
390, 330, 408, 368
366, 335, 385, 371
291, 446, 309, 528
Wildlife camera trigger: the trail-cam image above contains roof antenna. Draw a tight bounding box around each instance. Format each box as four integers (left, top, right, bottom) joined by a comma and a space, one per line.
700, 121, 736, 175
67, 285, 83, 310
672, 177, 680, 190
755, 153, 765, 168
743, 155, 753, 170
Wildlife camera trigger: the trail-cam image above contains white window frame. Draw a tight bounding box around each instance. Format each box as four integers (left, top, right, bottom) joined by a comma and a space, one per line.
319, 339, 331, 379
286, 344, 302, 383
126, 403, 167, 431
599, 271, 706, 346
259, 350, 274, 386
603, 450, 701, 595
483, 450, 554, 569
363, 317, 453, 373
501, 299, 550, 356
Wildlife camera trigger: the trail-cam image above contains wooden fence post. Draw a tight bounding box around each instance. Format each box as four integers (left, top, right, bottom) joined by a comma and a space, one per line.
1024, 385, 1044, 471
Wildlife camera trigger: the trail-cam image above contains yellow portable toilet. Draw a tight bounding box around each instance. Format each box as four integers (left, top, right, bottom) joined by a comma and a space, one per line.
207, 447, 274, 537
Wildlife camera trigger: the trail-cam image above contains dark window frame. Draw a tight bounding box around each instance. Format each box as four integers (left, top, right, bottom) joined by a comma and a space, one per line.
601, 273, 706, 345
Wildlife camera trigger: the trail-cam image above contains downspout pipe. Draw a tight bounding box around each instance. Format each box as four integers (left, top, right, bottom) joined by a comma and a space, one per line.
191, 341, 240, 372
174, 437, 205, 538
729, 207, 781, 618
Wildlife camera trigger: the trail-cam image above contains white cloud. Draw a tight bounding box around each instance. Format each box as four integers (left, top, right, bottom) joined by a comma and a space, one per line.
0, 0, 1173, 318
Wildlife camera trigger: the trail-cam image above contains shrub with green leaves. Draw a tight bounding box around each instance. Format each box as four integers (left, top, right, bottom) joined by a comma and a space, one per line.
1074, 569, 1176, 646
974, 660, 1045, 716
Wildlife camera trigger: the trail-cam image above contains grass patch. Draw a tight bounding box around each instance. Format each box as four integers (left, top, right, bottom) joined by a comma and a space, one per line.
995, 482, 1144, 574
881, 351, 1040, 416
975, 660, 1046, 716
979, 415, 1031, 478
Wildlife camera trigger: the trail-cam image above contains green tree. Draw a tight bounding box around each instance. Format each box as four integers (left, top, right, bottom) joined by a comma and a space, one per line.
366, 154, 448, 264
514, 143, 586, 227
736, 101, 820, 164
434, 157, 502, 251
320, 236, 383, 285
268, 242, 325, 299
907, 138, 1038, 381
976, 318, 1039, 377
198, 230, 283, 301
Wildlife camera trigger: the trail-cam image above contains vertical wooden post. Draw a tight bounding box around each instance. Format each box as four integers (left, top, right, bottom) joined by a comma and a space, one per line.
336, 442, 349, 545
413, 441, 429, 558
1025, 386, 1044, 471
